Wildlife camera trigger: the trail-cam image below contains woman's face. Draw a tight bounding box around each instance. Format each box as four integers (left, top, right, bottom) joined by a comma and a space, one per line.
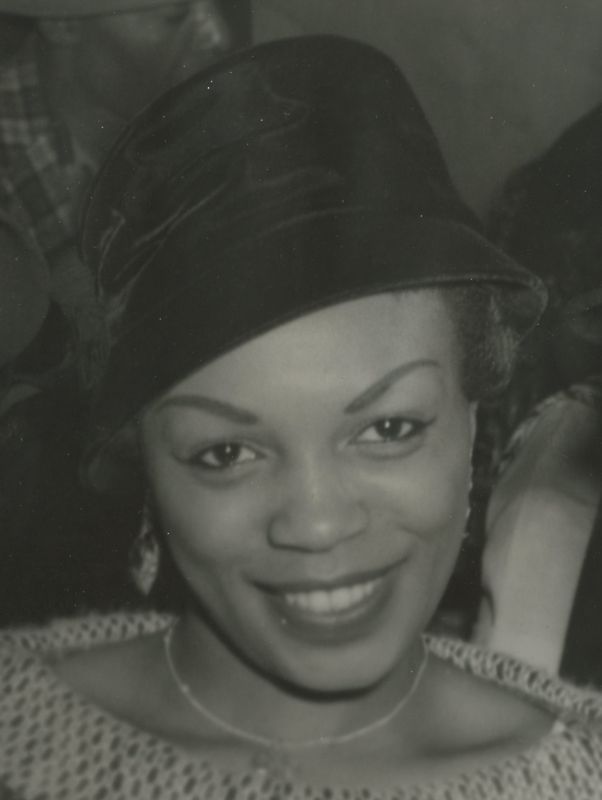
142, 291, 475, 693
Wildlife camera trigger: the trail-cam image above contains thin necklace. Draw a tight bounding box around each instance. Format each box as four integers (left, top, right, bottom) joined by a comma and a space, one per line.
163, 624, 428, 749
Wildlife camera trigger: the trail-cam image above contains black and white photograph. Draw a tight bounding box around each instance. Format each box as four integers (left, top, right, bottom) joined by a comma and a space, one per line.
1, 2, 602, 797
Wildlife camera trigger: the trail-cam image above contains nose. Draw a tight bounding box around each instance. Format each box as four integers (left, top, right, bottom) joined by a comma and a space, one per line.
187, 0, 232, 54
267, 454, 369, 552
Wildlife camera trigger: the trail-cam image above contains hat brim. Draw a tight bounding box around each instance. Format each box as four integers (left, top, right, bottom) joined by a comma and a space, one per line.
83, 212, 546, 491
0, 0, 190, 16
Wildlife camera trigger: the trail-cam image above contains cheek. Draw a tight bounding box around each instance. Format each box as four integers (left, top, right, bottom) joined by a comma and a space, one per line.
148, 461, 264, 569
368, 424, 472, 540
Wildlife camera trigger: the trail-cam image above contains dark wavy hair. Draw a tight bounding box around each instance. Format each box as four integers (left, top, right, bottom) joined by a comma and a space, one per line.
443, 285, 520, 401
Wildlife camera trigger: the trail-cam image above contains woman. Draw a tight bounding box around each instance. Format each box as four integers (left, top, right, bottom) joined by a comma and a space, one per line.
1, 35, 600, 799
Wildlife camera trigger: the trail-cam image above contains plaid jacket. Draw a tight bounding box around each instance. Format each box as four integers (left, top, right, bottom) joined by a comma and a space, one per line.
0, 36, 101, 386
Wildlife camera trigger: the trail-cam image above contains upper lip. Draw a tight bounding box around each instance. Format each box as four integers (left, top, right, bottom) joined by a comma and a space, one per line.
253, 560, 403, 595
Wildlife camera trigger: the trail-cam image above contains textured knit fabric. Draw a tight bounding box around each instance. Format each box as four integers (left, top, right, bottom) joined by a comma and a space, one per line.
1, 612, 602, 799
0, 40, 87, 256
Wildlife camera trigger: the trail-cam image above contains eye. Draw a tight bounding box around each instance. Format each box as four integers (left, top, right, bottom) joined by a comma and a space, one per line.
353, 416, 432, 449
190, 442, 260, 471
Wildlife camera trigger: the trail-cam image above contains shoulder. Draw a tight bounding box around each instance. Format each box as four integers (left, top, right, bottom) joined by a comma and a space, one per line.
0, 613, 175, 791
53, 624, 171, 734
420, 638, 553, 754
424, 636, 602, 741
0, 614, 169, 748
0, 611, 172, 713
417, 637, 602, 792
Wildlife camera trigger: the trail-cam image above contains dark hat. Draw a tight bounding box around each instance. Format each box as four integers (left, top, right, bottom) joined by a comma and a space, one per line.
81, 35, 545, 487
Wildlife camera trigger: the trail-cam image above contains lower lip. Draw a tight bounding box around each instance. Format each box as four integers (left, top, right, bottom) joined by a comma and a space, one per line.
260, 568, 400, 645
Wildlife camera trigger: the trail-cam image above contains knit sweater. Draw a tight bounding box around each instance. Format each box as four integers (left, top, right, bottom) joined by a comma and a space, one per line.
1, 613, 602, 799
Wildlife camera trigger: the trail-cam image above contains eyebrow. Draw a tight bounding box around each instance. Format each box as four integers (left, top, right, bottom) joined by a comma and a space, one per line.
156, 359, 439, 423
155, 394, 259, 425
344, 359, 440, 414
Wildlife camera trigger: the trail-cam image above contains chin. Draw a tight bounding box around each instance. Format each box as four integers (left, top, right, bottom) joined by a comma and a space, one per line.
252, 614, 416, 697
246, 569, 425, 693
187, 566, 428, 695
278, 646, 401, 697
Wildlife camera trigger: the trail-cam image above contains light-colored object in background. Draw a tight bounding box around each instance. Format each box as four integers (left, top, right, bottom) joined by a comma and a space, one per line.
473, 384, 602, 673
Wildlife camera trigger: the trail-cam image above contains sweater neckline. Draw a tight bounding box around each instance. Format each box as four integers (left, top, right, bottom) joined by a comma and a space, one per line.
1, 612, 599, 798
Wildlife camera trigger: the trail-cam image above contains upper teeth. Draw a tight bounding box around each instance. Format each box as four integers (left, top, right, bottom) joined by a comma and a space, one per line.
284, 579, 379, 614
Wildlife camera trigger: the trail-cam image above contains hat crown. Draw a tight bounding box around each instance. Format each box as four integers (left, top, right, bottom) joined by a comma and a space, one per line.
83, 36, 473, 316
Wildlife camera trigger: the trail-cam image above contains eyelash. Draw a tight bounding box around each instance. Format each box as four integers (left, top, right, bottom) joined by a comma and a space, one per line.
186, 416, 432, 472
352, 416, 431, 446
188, 442, 261, 471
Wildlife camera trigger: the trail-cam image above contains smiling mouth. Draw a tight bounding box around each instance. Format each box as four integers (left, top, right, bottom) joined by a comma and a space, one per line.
256, 564, 401, 642
283, 578, 382, 615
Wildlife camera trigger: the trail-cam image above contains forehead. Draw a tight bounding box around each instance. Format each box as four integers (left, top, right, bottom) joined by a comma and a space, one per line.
167, 290, 459, 398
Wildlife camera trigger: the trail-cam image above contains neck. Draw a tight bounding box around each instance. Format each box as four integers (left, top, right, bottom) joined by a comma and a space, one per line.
168, 609, 428, 748
35, 37, 126, 166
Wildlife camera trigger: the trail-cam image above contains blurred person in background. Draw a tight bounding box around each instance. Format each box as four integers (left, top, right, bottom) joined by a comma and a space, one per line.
0, 0, 247, 381
473, 105, 602, 682
484, 103, 602, 445
0, 0, 249, 624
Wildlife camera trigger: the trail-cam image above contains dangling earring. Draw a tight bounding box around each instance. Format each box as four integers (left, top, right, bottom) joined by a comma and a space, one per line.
129, 498, 160, 595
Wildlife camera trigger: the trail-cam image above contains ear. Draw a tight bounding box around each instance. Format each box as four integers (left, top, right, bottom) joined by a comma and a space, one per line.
36, 19, 82, 46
